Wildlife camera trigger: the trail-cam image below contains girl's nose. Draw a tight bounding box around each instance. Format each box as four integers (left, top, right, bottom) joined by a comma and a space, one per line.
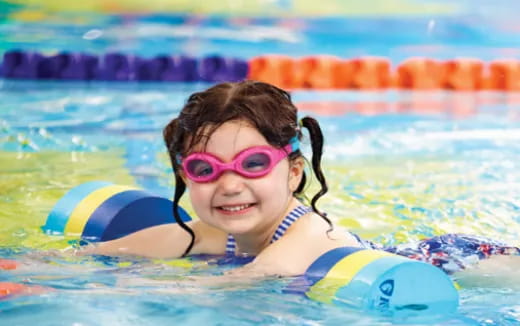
217, 171, 245, 195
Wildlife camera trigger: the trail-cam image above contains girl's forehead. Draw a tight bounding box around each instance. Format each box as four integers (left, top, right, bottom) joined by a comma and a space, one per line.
192, 120, 269, 154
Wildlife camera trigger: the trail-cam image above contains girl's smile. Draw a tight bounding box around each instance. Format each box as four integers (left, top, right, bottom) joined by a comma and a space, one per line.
216, 203, 256, 214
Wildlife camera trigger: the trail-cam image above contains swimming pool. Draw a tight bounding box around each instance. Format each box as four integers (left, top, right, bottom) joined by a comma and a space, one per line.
2, 2, 520, 325
2, 81, 520, 325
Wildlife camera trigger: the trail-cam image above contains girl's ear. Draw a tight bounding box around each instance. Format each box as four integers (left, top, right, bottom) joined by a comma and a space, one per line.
177, 169, 188, 185
288, 157, 305, 192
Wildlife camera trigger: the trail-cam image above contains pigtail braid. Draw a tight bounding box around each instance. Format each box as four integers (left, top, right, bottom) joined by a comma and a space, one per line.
300, 116, 332, 230
163, 120, 195, 257
172, 177, 195, 257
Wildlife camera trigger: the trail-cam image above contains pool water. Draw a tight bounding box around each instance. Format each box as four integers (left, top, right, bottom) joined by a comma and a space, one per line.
1, 82, 520, 325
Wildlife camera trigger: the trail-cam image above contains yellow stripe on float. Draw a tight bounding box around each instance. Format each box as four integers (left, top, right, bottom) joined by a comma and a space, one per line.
306, 249, 393, 303
64, 185, 137, 236
453, 281, 461, 290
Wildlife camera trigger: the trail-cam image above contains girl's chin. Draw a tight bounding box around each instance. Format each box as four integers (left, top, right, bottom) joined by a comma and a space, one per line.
216, 215, 258, 235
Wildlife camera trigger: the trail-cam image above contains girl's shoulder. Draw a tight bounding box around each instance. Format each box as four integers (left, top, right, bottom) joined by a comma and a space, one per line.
190, 219, 228, 255
250, 212, 362, 276
291, 211, 359, 244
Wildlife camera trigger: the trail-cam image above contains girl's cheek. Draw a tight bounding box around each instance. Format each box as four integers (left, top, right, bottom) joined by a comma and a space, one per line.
255, 173, 289, 198
189, 184, 212, 201
188, 186, 214, 219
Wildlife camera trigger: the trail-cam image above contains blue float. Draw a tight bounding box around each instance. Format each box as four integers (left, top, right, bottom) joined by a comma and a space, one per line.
43, 182, 191, 241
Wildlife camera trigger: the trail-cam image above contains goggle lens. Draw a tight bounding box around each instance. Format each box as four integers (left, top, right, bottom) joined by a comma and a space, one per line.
241, 152, 271, 173
186, 159, 214, 178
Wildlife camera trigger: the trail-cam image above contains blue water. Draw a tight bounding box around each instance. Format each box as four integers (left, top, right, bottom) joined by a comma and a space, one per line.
1, 82, 520, 325
2, 4, 520, 325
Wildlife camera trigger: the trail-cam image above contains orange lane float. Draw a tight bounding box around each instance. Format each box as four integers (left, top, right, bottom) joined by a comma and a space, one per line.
488, 59, 520, 91
349, 57, 392, 89
295, 56, 352, 89
248, 55, 296, 89
396, 57, 446, 90
443, 58, 484, 91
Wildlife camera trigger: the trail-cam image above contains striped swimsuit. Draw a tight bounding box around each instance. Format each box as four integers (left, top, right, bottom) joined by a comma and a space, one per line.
223, 206, 519, 273
225, 205, 312, 256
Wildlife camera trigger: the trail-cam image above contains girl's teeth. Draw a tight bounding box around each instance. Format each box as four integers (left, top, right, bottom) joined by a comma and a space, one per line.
221, 204, 251, 212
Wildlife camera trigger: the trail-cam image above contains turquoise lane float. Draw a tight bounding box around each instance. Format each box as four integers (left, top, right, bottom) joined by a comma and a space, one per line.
42, 182, 459, 315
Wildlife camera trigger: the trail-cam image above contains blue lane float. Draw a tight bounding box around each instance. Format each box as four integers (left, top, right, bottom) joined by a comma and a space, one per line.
0, 50, 248, 82
43, 182, 459, 316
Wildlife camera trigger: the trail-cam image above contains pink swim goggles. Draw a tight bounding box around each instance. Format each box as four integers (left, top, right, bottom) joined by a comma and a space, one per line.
177, 137, 299, 183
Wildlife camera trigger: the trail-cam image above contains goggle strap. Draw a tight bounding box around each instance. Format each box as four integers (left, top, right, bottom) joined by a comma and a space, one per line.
288, 136, 300, 153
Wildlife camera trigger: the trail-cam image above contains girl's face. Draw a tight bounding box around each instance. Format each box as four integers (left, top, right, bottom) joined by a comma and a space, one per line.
183, 120, 303, 237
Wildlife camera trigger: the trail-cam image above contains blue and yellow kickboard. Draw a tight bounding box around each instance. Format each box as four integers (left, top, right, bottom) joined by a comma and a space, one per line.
288, 247, 459, 315
43, 182, 191, 241
43, 181, 112, 235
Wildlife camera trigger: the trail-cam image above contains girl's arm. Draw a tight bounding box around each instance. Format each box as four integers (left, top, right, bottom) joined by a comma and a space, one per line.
227, 214, 361, 277
79, 220, 227, 259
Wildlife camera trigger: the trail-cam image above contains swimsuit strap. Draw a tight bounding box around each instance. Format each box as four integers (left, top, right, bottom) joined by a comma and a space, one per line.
225, 234, 236, 255
271, 205, 312, 241
225, 205, 312, 255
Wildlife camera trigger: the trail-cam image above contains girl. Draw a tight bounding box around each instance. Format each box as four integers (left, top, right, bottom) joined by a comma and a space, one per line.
87, 80, 520, 278
87, 80, 362, 276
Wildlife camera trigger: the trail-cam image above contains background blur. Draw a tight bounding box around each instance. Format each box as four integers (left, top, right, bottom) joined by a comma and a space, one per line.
1, 0, 520, 62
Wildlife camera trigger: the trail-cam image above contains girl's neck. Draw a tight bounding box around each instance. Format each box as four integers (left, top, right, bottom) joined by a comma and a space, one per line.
232, 197, 301, 256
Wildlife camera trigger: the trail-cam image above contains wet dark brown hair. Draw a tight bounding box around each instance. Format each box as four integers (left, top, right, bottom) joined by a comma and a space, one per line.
163, 80, 330, 256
